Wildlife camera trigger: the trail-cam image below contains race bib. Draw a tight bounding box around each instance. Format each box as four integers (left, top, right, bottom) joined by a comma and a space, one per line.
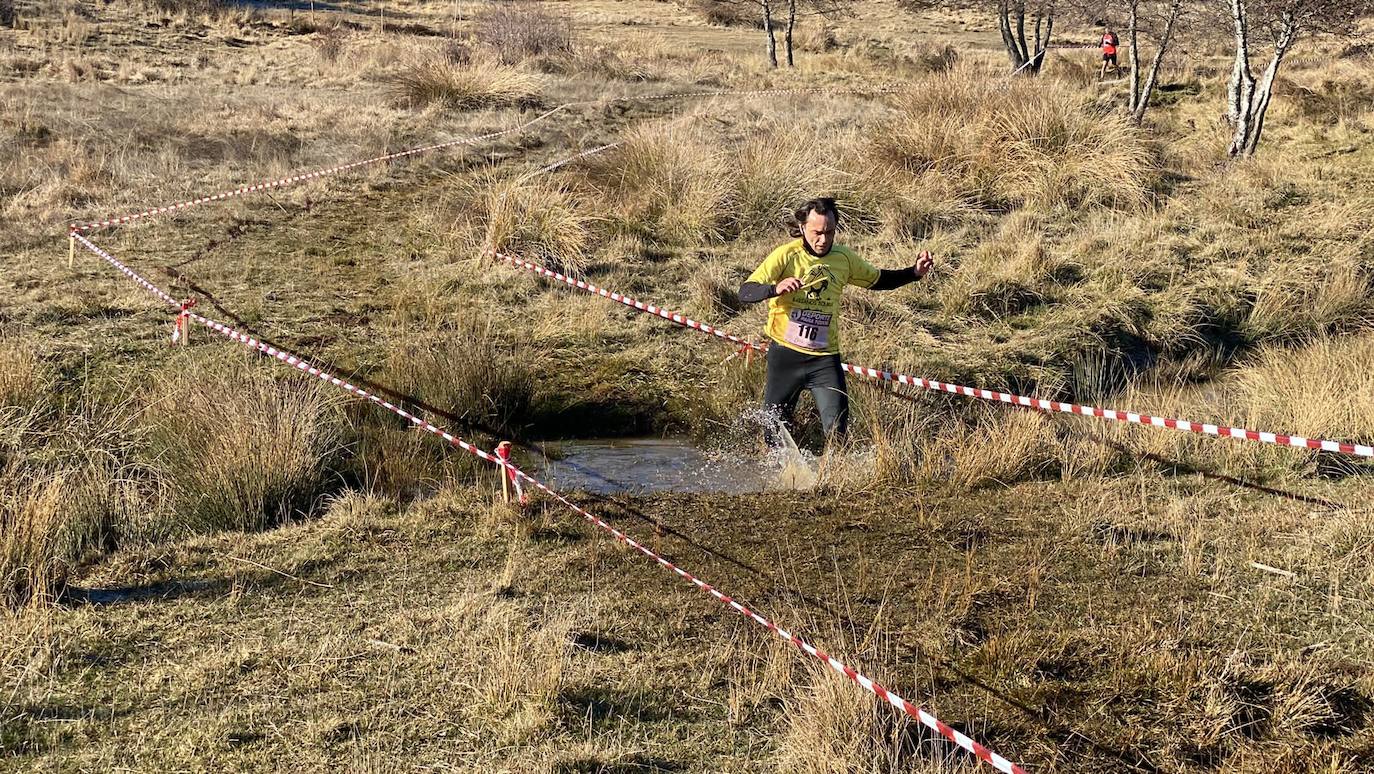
784, 309, 832, 350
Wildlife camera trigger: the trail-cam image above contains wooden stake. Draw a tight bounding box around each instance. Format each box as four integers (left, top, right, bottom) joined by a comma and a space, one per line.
497, 441, 513, 504
68, 231, 75, 269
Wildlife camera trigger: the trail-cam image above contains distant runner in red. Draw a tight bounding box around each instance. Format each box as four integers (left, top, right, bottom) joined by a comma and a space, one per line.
1099, 25, 1122, 80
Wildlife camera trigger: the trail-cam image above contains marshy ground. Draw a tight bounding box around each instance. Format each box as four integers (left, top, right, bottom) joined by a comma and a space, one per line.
4, 0, 1374, 771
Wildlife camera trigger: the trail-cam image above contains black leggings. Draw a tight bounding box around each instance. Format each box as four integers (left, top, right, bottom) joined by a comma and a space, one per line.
762, 344, 849, 442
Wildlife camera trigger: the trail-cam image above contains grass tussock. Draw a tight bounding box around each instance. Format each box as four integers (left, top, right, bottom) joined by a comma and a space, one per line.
384, 322, 536, 437
469, 176, 594, 274
389, 57, 542, 111
582, 120, 732, 245
141, 357, 347, 541
691, 0, 764, 28
871, 66, 1156, 212
938, 215, 1082, 319
1, 360, 144, 609
1109, 335, 1374, 480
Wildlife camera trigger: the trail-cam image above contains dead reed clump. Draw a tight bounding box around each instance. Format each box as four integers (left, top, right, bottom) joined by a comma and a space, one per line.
389, 57, 542, 111
139, 357, 348, 541
473, 1, 574, 66
582, 120, 732, 246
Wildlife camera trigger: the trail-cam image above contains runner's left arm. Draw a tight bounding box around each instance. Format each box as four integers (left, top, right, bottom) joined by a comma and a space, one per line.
849, 250, 932, 291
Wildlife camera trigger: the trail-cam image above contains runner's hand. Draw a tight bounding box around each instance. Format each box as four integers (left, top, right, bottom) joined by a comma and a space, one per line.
913, 251, 934, 278
774, 277, 802, 296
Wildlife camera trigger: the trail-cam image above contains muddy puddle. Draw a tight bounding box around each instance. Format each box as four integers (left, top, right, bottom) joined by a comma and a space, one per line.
531, 436, 814, 495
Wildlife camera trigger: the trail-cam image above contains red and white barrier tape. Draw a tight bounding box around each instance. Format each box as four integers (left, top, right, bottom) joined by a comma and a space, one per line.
496, 254, 758, 350
70, 86, 899, 236
74, 231, 1027, 774
510, 466, 1024, 774
498, 252, 1374, 459
69, 105, 569, 234
72, 232, 507, 467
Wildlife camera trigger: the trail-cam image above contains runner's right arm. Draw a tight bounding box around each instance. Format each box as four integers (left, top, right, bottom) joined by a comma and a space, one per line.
739, 245, 794, 303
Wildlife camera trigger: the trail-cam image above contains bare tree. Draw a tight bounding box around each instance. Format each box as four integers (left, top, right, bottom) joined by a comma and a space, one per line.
782, 0, 851, 67
999, 0, 1057, 74
1225, 0, 1372, 157
901, 0, 1056, 73
763, 0, 779, 66
1125, 0, 1186, 123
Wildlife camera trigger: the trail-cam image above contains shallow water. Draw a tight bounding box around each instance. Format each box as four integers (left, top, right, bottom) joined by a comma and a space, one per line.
534, 437, 785, 495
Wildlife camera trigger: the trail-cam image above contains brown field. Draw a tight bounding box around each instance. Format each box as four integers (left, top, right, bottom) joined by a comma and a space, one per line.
4, 0, 1374, 771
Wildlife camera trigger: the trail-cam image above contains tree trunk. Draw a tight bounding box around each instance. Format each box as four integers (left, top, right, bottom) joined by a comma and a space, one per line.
785, 0, 796, 67
1033, 4, 1053, 74
1227, 0, 1253, 128
1014, 1, 1029, 62
1127, 0, 1141, 112
1132, 0, 1182, 125
999, 0, 1032, 72
762, 0, 778, 68
1227, 0, 1297, 157
1241, 13, 1297, 156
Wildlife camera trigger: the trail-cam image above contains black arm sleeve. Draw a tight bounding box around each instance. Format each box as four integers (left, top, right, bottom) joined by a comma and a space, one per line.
867, 267, 918, 291
738, 281, 775, 304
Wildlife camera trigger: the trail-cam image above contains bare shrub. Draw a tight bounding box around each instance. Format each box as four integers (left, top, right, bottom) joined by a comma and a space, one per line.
692, 0, 763, 28
389, 58, 542, 111
0, 0, 16, 28
311, 25, 349, 64
474, 2, 574, 65
140, 357, 347, 541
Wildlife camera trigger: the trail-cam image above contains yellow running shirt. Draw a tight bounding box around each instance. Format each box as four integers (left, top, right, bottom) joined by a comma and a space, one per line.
745, 238, 880, 355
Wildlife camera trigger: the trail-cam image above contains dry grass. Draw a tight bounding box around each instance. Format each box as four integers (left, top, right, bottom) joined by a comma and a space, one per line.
389, 56, 542, 111
4, 1, 1374, 770
870, 65, 1156, 212
139, 356, 348, 541
468, 175, 595, 274
581, 119, 732, 245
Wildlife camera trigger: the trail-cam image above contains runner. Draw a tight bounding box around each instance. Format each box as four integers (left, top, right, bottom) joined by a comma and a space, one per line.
738, 197, 934, 446
1099, 24, 1122, 80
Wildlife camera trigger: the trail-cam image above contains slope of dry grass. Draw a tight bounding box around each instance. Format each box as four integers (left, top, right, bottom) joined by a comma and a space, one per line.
3, 0, 1374, 771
